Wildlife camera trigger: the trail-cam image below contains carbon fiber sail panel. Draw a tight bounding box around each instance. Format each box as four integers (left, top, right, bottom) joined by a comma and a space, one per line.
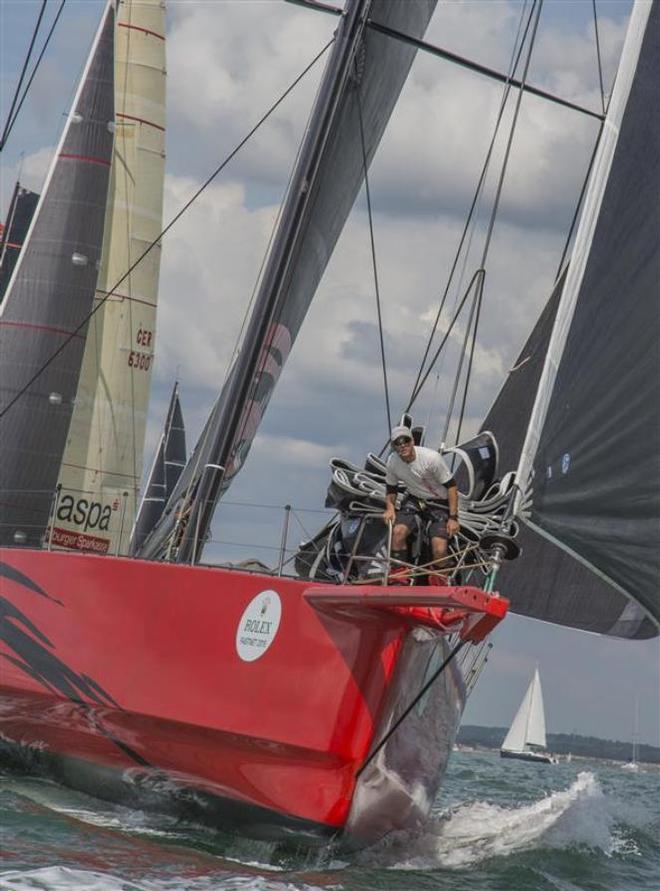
0, 2, 114, 547
139, 0, 437, 561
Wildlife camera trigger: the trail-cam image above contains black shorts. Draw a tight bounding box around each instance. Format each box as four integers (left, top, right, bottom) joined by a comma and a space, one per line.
395, 497, 449, 540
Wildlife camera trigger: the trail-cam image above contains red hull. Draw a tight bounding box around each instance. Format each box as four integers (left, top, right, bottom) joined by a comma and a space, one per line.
0, 548, 506, 848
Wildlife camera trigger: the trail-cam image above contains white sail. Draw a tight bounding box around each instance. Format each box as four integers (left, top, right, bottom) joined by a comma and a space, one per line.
54, 0, 166, 556
502, 668, 547, 752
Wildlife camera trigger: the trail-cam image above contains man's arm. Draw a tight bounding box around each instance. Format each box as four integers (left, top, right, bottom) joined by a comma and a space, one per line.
383, 487, 397, 524
446, 479, 459, 537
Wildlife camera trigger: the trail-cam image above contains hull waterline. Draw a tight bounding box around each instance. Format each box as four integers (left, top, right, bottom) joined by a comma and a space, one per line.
0, 548, 506, 848
500, 749, 557, 765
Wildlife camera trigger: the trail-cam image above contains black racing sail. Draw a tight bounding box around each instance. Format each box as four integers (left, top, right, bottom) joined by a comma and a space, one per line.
0, 182, 39, 303
139, 0, 438, 562
486, 0, 659, 640
0, 1, 115, 548
130, 382, 187, 555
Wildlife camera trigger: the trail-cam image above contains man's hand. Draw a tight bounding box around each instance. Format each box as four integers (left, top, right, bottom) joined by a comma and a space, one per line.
447, 517, 460, 537
383, 503, 396, 525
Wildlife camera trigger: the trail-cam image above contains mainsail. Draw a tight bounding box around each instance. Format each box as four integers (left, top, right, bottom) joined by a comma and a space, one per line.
139, 0, 438, 562
486, 0, 659, 640
130, 382, 186, 555
0, 182, 39, 303
0, 2, 115, 548
55, 0, 167, 556
501, 668, 547, 753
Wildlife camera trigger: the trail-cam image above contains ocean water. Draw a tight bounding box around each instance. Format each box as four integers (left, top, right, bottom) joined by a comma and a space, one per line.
1, 751, 658, 890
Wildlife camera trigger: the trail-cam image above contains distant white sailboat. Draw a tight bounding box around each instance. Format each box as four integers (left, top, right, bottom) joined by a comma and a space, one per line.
621, 696, 641, 771
500, 668, 557, 765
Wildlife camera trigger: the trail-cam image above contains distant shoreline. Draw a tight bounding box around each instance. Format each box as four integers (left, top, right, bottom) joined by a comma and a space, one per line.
457, 724, 660, 766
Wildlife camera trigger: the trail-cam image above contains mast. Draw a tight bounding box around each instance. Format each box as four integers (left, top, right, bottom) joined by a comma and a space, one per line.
177, 0, 374, 563
138, 0, 438, 563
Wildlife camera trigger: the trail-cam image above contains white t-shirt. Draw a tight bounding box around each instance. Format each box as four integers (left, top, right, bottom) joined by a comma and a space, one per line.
385, 446, 453, 501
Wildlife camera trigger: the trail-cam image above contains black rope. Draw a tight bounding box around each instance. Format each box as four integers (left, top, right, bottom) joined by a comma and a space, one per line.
356, 639, 467, 777
0, 38, 334, 422
592, 0, 606, 115
0, 0, 48, 152
1, 1, 67, 154
409, 0, 536, 408
357, 90, 392, 439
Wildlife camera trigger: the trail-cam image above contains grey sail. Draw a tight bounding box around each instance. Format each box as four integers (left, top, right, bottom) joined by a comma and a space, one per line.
0, 2, 114, 548
482, 270, 656, 639
489, 0, 659, 639
130, 383, 186, 555
0, 182, 39, 303
139, 0, 437, 561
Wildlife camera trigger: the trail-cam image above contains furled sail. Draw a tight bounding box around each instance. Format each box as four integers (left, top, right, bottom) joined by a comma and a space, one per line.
487, 0, 659, 639
0, 2, 115, 548
138, 0, 438, 562
0, 182, 39, 303
130, 382, 186, 555
501, 668, 547, 753
54, 0, 167, 556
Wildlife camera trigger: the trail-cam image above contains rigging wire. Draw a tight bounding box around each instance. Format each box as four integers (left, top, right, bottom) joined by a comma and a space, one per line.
554, 119, 604, 280
357, 90, 392, 439
451, 0, 545, 449
0, 37, 335, 422
408, 0, 536, 410
592, 0, 606, 115
0, 0, 66, 153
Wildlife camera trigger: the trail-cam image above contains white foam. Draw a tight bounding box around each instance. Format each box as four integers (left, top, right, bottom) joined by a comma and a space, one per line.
362, 771, 612, 869
0, 867, 332, 891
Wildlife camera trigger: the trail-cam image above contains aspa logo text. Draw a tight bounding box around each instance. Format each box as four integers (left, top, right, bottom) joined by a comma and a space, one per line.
56, 496, 112, 532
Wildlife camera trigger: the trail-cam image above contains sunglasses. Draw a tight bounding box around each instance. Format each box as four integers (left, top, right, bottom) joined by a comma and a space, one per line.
392, 436, 412, 448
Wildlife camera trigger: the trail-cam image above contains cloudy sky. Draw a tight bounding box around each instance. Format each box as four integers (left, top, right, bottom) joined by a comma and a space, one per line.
1, 0, 658, 747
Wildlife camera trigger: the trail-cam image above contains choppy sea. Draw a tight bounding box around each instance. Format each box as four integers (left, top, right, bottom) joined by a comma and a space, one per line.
1, 751, 658, 890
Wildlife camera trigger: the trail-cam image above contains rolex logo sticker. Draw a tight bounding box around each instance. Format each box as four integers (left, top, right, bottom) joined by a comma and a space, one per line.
235, 590, 282, 662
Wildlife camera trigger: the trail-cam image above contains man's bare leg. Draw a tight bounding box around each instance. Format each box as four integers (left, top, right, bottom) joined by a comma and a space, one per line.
429, 535, 449, 585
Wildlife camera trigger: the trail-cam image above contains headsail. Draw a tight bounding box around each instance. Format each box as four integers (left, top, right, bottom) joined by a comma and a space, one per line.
138, 0, 438, 561
0, 1, 115, 548
501, 668, 547, 753
55, 0, 167, 556
0, 182, 39, 303
487, 0, 659, 639
130, 382, 186, 555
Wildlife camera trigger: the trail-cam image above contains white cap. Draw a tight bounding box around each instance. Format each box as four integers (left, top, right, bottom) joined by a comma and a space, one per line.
390, 425, 413, 443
